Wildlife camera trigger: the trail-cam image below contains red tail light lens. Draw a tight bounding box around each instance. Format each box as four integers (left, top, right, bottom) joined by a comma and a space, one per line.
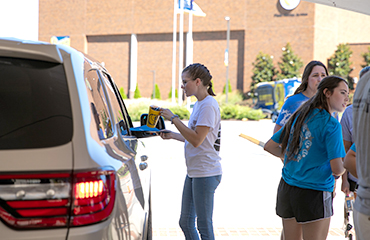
0, 169, 116, 229
71, 169, 116, 226
0, 173, 71, 229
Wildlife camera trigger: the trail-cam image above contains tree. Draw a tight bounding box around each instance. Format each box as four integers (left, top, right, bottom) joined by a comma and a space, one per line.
152, 83, 161, 99
168, 88, 178, 99
223, 79, 232, 94
119, 87, 127, 99
361, 46, 370, 68
250, 51, 277, 95
328, 43, 354, 89
134, 83, 141, 99
277, 43, 303, 80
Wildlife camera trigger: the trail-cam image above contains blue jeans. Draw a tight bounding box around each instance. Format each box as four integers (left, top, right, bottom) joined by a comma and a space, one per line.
179, 175, 222, 240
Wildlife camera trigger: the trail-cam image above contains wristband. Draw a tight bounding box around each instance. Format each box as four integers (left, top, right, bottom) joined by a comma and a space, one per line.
170, 114, 179, 124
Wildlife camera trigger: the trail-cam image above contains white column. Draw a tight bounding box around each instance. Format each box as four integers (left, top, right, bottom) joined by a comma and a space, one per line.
130, 34, 138, 99
186, 13, 193, 110
172, 0, 177, 104
178, 0, 184, 105
186, 14, 193, 66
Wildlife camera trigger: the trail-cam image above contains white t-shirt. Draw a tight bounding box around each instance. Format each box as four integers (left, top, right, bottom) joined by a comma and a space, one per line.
185, 95, 222, 178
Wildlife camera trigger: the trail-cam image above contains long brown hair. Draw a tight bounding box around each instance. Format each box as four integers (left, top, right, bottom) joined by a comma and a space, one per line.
280, 76, 348, 160
294, 61, 328, 95
183, 63, 216, 96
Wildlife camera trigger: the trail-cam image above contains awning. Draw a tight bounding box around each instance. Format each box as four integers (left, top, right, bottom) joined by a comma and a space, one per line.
303, 0, 370, 16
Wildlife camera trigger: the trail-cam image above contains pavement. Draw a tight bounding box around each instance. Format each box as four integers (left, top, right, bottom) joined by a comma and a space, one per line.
140, 119, 352, 239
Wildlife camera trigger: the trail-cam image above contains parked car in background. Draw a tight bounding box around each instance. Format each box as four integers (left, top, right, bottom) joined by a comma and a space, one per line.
0, 37, 163, 240
254, 78, 301, 122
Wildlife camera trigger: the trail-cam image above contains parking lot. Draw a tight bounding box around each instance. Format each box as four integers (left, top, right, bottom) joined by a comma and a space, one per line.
141, 119, 349, 239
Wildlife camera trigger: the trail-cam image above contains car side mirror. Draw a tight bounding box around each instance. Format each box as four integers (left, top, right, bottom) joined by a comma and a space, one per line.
140, 114, 165, 130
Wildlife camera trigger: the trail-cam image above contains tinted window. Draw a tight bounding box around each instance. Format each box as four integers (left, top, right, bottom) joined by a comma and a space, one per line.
85, 70, 113, 139
0, 57, 73, 149
101, 73, 129, 135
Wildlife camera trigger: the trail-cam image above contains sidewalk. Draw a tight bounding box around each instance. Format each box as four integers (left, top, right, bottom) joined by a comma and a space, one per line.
146, 119, 353, 240
153, 226, 346, 239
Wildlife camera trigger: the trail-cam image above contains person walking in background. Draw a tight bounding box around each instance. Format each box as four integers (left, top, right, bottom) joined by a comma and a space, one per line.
159, 63, 222, 240
264, 76, 349, 240
273, 60, 328, 134
351, 68, 370, 240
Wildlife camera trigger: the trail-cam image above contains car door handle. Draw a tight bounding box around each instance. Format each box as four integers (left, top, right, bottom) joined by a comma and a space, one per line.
139, 162, 148, 171
141, 155, 148, 162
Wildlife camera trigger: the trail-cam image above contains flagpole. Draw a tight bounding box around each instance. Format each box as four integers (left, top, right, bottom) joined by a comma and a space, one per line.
186, 13, 193, 66
186, 12, 193, 110
178, 0, 184, 105
172, 0, 177, 104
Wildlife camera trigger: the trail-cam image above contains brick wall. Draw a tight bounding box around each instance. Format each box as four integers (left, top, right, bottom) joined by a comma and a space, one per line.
39, 0, 370, 99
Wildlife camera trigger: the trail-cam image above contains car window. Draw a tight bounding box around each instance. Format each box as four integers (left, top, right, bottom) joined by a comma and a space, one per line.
85, 70, 113, 139
101, 72, 129, 136
0, 57, 73, 149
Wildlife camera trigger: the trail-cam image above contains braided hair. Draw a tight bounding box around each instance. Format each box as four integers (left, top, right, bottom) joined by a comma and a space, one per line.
183, 63, 216, 96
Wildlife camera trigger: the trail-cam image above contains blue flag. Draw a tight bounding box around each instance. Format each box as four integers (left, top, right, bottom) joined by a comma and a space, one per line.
178, 0, 193, 11
177, 1, 206, 17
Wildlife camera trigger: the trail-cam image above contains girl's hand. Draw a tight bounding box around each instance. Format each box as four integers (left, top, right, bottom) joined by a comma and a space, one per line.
341, 180, 350, 195
159, 130, 173, 140
160, 108, 174, 121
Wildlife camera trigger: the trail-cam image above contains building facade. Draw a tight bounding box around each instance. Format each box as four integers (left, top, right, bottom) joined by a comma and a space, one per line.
39, 0, 370, 99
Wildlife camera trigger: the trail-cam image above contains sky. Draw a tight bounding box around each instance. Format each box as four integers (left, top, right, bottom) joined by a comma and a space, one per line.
0, 0, 39, 41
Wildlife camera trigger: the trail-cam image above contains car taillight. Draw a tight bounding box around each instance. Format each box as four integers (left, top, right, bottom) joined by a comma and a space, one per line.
0, 169, 116, 229
71, 169, 116, 226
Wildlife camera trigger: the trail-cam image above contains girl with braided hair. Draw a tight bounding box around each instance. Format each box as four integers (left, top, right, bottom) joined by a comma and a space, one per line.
160, 63, 222, 240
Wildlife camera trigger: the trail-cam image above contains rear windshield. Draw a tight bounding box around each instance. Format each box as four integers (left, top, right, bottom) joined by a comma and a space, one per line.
0, 57, 73, 149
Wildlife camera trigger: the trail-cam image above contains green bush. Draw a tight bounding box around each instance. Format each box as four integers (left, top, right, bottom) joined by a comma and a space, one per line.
220, 104, 265, 120
127, 102, 190, 122
127, 102, 148, 121
240, 108, 265, 120
168, 88, 178, 99
168, 105, 190, 120
220, 105, 237, 119
119, 87, 127, 99
126, 98, 265, 122
215, 90, 243, 106
134, 83, 141, 99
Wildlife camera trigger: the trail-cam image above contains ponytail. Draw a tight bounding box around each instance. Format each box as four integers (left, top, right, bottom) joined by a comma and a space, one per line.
208, 82, 216, 96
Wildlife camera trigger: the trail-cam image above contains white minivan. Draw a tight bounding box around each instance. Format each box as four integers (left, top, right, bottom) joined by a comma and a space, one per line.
0, 38, 162, 240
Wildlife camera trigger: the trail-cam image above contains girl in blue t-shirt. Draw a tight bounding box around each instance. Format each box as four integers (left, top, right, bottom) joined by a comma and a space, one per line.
264, 76, 349, 240
273, 61, 328, 240
274, 61, 328, 134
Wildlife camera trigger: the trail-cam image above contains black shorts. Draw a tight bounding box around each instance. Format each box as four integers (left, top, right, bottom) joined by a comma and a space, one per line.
348, 178, 358, 192
276, 178, 333, 223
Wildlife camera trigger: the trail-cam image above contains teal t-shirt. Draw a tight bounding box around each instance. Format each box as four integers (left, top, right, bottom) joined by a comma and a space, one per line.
272, 108, 346, 192
350, 143, 356, 152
